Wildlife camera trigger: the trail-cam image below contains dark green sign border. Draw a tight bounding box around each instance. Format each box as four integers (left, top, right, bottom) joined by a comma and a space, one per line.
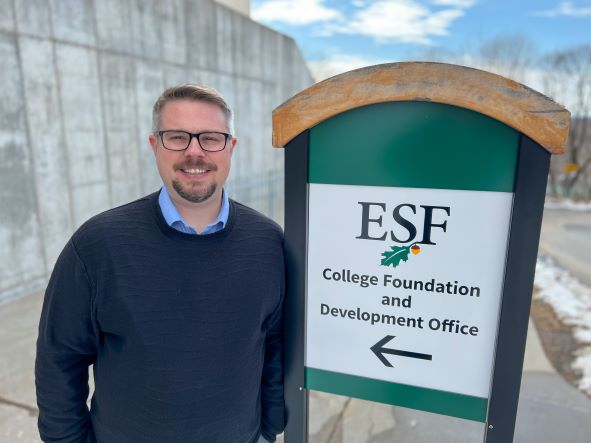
306, 367, 488, 422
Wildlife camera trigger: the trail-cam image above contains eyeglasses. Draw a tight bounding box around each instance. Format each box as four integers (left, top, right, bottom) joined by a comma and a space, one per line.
156, 130, 231, 152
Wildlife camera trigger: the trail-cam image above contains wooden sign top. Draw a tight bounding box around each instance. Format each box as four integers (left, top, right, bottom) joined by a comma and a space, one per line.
272, 62, 570, 154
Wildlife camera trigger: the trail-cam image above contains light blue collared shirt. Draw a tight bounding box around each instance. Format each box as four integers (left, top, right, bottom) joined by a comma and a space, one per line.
158, 186, 230, 235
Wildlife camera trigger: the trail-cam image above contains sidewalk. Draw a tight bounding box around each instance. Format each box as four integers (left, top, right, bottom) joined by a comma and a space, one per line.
0, 292, 41, 442
1, 292, 590, 442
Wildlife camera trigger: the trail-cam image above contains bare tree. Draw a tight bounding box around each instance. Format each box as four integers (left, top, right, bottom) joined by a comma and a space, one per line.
415, 36, 590, 198
478, 35, 538, 83
415, 34, 538, 84
543, 45, 591, 198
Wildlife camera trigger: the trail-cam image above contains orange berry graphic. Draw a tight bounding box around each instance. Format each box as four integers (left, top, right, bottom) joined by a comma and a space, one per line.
411, 244, 421, 255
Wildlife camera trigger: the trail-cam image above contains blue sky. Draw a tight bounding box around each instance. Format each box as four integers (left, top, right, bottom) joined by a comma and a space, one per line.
251, 0, 591, 80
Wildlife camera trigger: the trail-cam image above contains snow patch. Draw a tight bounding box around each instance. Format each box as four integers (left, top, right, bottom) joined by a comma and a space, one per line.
535, 255, 591, 395
545, 198, 591, 211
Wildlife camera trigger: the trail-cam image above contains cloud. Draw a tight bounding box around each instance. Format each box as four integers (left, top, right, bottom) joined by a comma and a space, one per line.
324, 0, 467, 45
307, 54, 387, 81
430, 0, 476, 6
251, 0, 343, 25
532, 1, 591, 17
253, 0, 475, 46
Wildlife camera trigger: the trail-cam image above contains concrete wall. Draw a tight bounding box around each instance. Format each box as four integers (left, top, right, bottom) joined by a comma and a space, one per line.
214, 0, 250, 16
0, 0, 313, 304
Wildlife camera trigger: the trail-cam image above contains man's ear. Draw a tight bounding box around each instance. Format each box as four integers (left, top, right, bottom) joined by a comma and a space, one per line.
229, 136, 237, 155
149, 133, 157, 155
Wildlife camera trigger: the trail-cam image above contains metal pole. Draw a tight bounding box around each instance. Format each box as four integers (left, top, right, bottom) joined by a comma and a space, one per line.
283, 131, 310, 442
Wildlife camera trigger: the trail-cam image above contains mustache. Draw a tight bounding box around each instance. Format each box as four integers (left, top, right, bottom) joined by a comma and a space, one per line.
174, 160, 217, 171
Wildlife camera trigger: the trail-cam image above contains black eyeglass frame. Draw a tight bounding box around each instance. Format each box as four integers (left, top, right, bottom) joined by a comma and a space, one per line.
155, 130, 231, 152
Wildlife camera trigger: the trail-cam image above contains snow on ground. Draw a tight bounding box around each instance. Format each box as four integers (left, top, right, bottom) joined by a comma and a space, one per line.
545, 198, 591, 211
535, 254, 591, 395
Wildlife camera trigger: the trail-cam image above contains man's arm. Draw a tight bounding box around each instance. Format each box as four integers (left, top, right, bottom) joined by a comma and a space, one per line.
259, 274, 286, 443
36, 239, 98, 442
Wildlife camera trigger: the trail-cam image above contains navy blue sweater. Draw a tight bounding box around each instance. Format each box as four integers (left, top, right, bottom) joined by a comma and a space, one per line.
36, 193, 285, 442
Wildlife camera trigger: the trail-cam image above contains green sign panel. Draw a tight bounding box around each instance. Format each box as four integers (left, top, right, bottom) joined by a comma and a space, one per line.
304, 101, 519, 422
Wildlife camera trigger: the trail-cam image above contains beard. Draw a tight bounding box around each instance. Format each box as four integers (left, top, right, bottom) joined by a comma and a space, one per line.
172, 179, 217, 203
172, 159, 218, 203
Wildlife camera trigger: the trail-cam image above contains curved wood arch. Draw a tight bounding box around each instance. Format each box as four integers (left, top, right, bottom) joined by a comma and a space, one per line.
272, 62, 570, 154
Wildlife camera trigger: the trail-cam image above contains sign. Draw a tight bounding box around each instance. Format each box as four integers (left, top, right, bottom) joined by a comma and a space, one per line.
275, 62, 570, 443
299, 99, 520, 420
305, 184, 512, 420
563, 163, 580, 173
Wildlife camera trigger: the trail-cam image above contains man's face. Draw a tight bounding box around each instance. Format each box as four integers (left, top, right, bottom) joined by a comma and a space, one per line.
149, 100, 236, 206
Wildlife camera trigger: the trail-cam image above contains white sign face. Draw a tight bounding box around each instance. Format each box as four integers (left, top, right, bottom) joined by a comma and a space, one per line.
306, 183, 513, 398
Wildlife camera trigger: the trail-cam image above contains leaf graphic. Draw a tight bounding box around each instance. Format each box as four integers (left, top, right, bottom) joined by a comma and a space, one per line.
381, 245, 411, 268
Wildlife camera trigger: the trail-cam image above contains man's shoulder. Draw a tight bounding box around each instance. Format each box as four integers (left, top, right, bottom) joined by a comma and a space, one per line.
72, 192, 158, 243
230, 199, 283, 240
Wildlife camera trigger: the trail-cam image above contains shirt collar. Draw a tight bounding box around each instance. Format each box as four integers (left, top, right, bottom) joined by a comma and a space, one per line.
158, 186, 230, 235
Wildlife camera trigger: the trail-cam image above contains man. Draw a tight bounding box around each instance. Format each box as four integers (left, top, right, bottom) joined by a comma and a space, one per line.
35, 85, 285, 442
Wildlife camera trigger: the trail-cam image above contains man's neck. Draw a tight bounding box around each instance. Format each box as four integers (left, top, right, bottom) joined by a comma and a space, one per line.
169, 190, 224, 232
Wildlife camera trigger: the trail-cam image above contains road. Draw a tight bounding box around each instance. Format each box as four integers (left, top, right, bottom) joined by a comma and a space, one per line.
539, 208, 591, 287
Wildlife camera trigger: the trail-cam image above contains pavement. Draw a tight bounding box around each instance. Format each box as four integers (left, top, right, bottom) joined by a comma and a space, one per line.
0, 292, 41, 443
1, 291, 590, 442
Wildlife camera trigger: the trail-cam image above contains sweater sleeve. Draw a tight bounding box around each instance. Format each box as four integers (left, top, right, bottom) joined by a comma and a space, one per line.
259, 273, 286, 442
35, 239, 98, 443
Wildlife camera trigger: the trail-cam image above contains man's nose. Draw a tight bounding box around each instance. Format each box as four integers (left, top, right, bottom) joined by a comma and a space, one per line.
184, 136, 206, 156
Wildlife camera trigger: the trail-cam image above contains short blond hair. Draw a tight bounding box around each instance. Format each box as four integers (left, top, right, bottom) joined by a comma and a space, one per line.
152, 84, 234, 133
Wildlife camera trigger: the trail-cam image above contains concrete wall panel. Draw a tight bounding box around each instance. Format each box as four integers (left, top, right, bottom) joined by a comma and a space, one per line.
99, 54, 141, 206
0, 0, 14, 32
279, 36, 298, 98
231, 76, 250, 193
0, 33, 45, 299
269, 33, 286, 105
216, 5, 235, 76
261, 82, 275, 163
19, 36, 73, 269
162, 64, 191, 89
158, 0, 187, 65
15, 0, 52, 38
0, 50, 26, 216
95, 0, 132, 53
214, 0, 249, 16
128, 0, 161, 58
243, 17, 264, 80
216, 73, 237, 115
134, 61, 163, 195
260, 27, 278, 84
288, 42, 308, 97
186, 0, 217, 70
231, 12, 246, 78
55, 44, 109, 226
49, 0, 96, 46
190, 69, 219, 92
71, 181, 110, 226
248, 79, 264, 175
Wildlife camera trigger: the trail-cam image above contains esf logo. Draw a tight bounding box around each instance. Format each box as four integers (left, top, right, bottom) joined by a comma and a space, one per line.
355, 202, 451, 268
356, 202, 451, 245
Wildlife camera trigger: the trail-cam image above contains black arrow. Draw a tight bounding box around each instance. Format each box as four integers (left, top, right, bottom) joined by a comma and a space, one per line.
371, 335, 432, 367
